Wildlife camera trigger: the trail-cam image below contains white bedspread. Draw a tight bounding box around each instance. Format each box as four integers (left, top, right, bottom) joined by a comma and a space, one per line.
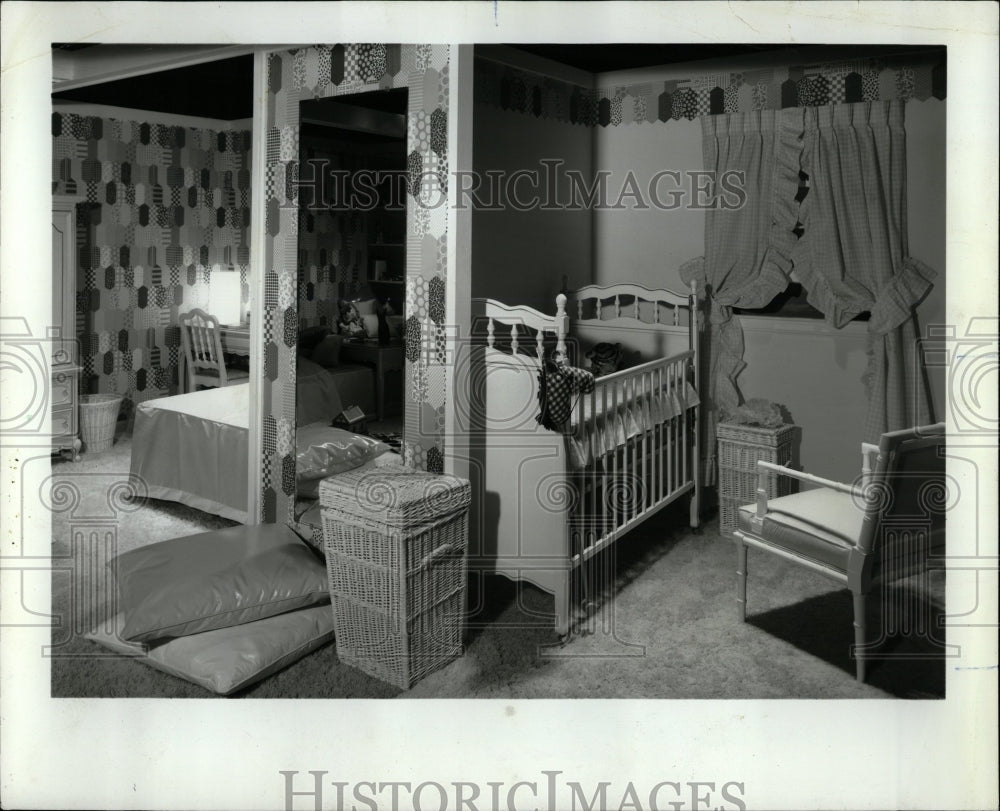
139, 382, 250, 427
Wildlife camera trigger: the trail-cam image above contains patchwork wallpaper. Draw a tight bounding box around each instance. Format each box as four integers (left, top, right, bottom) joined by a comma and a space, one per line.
297, 140, 368, 329
474, 52, 946, 125
52, 111, 252, 415
261, 45, 450, 525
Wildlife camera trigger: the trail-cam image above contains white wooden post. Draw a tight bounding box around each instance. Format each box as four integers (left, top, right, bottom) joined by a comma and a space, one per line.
555, 292, 568, 360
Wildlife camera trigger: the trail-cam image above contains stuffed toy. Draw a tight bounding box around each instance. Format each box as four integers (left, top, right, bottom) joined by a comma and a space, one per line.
337, 299, 367, 339
586, 342, 623, 377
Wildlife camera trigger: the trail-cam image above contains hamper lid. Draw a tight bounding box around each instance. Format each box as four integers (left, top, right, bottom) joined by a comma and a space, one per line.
319, 466, 471, 527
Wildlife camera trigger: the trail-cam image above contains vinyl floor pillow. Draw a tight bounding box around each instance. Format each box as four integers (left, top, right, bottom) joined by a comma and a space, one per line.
85, 605, 336, 695
111, 523, 330, 643
296, 444, 403, 499
296, 424, 390, 483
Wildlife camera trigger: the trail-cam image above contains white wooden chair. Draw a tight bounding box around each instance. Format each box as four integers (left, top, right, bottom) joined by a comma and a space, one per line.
179, 308, 249, 393
733, 423, 946, 682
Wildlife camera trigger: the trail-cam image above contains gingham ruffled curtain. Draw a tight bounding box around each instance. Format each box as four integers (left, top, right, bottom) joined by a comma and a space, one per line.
681, 108, 804, 484
791, 100, 937, 440
683, 101, 937, 484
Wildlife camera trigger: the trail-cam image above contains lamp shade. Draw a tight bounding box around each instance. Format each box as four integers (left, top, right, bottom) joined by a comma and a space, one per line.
208, 271, 242, 326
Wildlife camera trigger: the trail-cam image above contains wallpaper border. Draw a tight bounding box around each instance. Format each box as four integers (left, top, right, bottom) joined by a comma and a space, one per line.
474, 52, 946, 125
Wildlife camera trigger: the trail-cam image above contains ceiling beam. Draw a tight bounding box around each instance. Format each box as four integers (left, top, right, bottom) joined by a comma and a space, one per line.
51, 44, 273, 90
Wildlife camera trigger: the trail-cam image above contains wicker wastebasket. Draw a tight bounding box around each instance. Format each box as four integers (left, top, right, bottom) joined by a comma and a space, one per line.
78, 394, 122, 453
717, 423, 797, 536
319, 466, 471, 689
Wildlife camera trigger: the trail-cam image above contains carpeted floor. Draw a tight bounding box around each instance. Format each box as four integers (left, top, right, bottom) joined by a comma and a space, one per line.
49, 429, 947, 699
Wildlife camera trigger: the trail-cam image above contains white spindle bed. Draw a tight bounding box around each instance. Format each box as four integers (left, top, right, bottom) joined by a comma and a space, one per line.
470, 282, 701, 637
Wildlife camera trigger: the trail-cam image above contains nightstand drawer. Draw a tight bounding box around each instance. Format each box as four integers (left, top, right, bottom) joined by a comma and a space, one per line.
51, 375, 76, 407
51, 407, 76, 437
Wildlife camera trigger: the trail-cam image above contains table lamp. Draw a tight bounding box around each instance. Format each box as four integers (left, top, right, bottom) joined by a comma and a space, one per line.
208, 270, 242, 327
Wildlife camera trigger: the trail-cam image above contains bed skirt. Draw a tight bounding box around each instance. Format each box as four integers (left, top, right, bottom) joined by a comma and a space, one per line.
130, 385, 250, 523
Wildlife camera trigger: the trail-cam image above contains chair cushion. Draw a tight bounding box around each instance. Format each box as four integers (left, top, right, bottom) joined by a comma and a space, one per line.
737, 487, 863, 572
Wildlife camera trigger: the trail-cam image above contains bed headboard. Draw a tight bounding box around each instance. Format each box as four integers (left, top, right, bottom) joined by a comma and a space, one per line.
565, 281, 695, 325
562, 281, 699, 369
472, 297, 567, 361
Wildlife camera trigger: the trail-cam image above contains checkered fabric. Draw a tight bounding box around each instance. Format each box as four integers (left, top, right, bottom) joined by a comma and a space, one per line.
537, 361, 595, 432
683, 108, 805, 484
791, 100, 936, 441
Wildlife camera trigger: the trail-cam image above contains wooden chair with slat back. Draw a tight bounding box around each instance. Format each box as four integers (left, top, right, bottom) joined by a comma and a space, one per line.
179, 308, 249, 393
733, 422, 947, 682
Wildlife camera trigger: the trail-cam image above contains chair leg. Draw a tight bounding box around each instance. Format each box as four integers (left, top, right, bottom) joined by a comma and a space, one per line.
852, 592, 867, 682
736, 540, 748, 622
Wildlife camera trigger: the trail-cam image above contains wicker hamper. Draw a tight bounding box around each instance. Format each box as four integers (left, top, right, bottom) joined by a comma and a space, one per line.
717, 423, 797, 536
319, 466, 471, 689
78, 394, 122, 453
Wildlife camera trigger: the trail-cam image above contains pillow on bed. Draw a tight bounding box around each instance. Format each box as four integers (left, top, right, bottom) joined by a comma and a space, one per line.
297, 326, 331, 356
360, 313, 379, 338
353, 298, 377, 315
85, 605, 335, 696
110, 524, 330, 643
296, 423, 390, 483
310, 333, 344, 367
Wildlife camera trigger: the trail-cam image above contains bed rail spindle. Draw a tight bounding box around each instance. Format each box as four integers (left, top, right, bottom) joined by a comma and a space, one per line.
579, 397, 586, 550
680, 359, 688, 487
656, 366, 663, 502
486, 316, 495, 350
555, 293, 568, 360
602, 378, 609, 540
589, 386, 597, 549
625, 376, 633, 526
657, 365, 664, 502
668, 363, 675, 496
641, 369, 649, 513
611, 381, 620, 533
510, 323, 519, 355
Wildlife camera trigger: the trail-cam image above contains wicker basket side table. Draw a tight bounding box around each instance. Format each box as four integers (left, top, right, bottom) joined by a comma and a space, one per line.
717, 423, 797, 536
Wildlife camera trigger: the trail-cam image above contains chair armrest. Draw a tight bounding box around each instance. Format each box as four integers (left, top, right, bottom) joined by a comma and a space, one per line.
755, 461, 864, 519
